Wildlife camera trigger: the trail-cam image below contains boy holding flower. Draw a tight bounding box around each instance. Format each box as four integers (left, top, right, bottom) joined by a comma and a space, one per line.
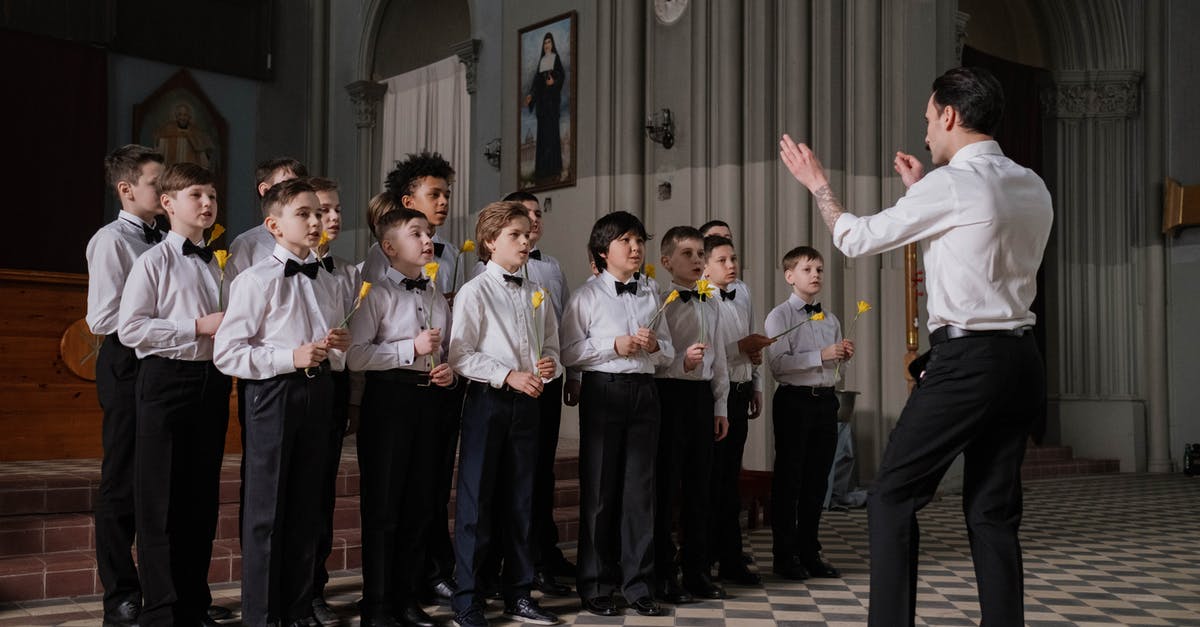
652, 226, 730, 603
763, 245, 854, 581
347, 207, 454, 627
447, 201, 562, 627
116, 162, 230, 625
213, 178, 350, 627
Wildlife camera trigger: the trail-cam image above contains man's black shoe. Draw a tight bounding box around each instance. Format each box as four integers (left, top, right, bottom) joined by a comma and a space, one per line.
717, 564, 763, 586
801, 553, 842, 578
771, 557, 810, 581
207, 605, 234, 621
502, 597, 559, 625
399, 602, 438, 627
682, 571, 727, 599
532, 571, 570, 597
580, 596, 620, 617
102, 599, 140, 627
655, 575, 695, 605
452, 606, 487, 627
427, 579, 458, 606
311, 597, 340, 626
630, 596, 665, 617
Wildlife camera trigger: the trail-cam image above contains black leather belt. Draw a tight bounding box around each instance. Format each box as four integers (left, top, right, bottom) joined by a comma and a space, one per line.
930, 325, 1033, 346
583, 371, 654, 384
298, 360, 332, 379
781, 384, 835, 397
731, 380, 754, 394
366, 369, 431, 386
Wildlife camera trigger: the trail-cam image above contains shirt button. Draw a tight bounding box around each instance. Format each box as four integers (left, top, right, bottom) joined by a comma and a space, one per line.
421, 325, 426, 329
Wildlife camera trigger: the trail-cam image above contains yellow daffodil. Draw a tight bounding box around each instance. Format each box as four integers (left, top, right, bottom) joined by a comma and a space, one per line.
340, 281, 374, 328
837, 299, 873, 384
647, 289, 680, 329
318, 231, 330, 249
811, 311, 826, 321
213, 250, 230, 271
644, 263, 657, 279
695, 279, 716, 300
206, 224, 225, 246
461, 240, 476, 253
214, 249, 230, 310
531, 289, 545, 309
857, 300, 872, 315
665, 289, 680, 305
424, 262, 440, 282
358, 281, 373, 301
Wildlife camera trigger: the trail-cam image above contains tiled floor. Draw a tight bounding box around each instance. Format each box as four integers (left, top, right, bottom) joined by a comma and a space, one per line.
1, 473, 1197, 626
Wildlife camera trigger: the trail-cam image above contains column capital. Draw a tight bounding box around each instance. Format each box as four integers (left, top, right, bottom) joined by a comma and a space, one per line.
345, 80, 388, 129
1042, 70, 1142, 119
955, 11, 970, 65
451, 38, 481, 95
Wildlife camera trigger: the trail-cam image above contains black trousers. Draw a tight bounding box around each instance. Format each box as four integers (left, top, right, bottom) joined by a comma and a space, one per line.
357, 372, 445, 619
424, 383, 464, 589
240, 371, 334, 627
313, 369, 350, 598
653, 379, 714, 578
710, 380, 753, 567
134, 357, 231, 626
451, 382, 539, 613
868, 334, 1043, 627
94, 334, 141, 616
771, 385, 838, 564
576, 372, 659, 602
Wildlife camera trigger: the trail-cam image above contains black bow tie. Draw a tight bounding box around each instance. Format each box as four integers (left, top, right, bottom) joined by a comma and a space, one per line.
401, 277, 429, 291
803, 302, 822, 315
181, 240, 213, 263
615, 281, 638, 296
502, 274, 524, 287
284, 259, 321, 279
528, 249, 542, 260
434, 242, 446, 257
139, 221, 165, 244
677, 290, 707, 303
320, 256, 335, 273
720, 288, 736, 301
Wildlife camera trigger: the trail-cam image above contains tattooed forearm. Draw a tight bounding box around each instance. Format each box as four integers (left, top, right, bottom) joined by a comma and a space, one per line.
812, 184, 845, 232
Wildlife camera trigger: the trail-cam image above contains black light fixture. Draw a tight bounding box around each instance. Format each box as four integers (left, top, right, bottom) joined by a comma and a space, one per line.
483, 138, 501, 168
645, 108, 675, 149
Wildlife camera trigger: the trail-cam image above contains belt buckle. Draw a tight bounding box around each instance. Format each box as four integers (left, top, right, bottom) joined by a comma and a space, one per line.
303, 366, 317, 379
810, 386, 820, 398
417, 374, 433, 388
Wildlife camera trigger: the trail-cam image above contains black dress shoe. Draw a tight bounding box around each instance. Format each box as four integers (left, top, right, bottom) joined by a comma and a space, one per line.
630, 596, 665, 617
581, 596, 620, 617
741, 552, 754, 565
428, 579, 458, 606
502, 597, 559, 625
532, 571, 570, 597
102, 599, 140, 626
199, 616, 223, 627
452, 606, 487, 627
682, 571, 727, 599
655, 575, 695, 605
718, 564, 763, 586
802, 554, 842, 578
207, 605, 234, 621
312, 597, 340, 626
772, 557, 810, 581
399, 603, 438, 627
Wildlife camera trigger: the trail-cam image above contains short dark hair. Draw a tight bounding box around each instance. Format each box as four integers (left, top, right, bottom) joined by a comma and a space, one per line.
262, 178, 316, 216
503, 191, 539, 204
931, 66, 1005, 136
698, 219, 730, 236
782, 245, 823, 271
375, 207, 429, 242
660, 225, 704, 258
104, 144, 164, 192
704, 235, 734, 256
156, 162, 216, 197
255, 157, 308, 189
588, 211, 651, 271
306, 176, 339, 193
475, 201, 531, 264
385, 151, 456, 198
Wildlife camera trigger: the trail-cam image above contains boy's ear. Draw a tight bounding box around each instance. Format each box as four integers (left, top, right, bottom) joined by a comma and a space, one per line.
784, 268, 794, 285
264, 215, 282, 237
116, 180, 134, 199
401, 194, 416, 209
256, 181, 271, 197
159, 193, 172, 211
380, 237, 396, 258
660, 254, 671, 269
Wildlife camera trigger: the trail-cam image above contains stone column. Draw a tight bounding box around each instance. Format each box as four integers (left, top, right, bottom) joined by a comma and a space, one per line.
345, 80, 388, 255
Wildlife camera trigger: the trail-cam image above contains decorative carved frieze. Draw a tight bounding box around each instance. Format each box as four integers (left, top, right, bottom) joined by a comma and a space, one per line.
451, 38, 481, 95
345, 80, 388, 129
1042, 71, 1142, 119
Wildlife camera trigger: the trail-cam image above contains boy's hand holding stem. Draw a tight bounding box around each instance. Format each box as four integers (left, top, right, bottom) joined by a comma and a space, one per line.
683, 343, 707, 372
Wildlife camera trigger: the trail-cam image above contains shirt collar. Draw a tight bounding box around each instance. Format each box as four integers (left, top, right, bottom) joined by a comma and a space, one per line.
385, 266, 423, 286
484, 259, 521, 282
949, 139, 1003, 165
601, 269, 637, 295
788, 292, 817, 311
272, 243, 315, 264
164, 231, 204, 248
119, 210, 156, 229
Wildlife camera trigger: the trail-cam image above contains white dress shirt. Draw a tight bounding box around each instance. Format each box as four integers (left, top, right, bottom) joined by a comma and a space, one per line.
214, 243, 347, 379
85, 211, 161, 336
347, 266, 451, 372
227, 223, 275, 275
560, 269, 676, 374
713, 279, 762, 391
764, 293, 842, 387
832, 140, 1053, 332
656, 281, 729, 417
449, 261, 563, 387
469, 248, 571, 320
323, 254, 363, 317
361, 233, 462, 295
117, 231, 223, 361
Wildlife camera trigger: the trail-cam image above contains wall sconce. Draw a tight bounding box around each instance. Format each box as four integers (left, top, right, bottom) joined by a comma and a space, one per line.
645, 108, 675, 149
483, 138, 501, 169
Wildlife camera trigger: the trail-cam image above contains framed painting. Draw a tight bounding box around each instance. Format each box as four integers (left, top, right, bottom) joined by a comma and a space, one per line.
518, 11, 577, 192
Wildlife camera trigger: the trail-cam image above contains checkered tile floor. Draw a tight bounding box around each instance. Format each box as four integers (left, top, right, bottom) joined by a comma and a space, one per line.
2, 474, 1197, 625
